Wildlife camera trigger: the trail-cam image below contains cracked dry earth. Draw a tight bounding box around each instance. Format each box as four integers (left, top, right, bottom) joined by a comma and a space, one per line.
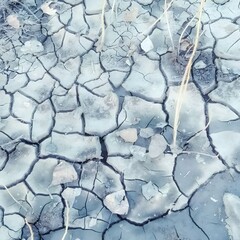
0, 0, 240, 239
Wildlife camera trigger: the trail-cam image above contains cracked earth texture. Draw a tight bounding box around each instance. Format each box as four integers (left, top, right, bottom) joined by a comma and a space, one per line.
0, 0, 240, 239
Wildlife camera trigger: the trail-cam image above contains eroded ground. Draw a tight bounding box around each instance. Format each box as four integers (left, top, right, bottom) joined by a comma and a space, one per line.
0, 0, 240, 239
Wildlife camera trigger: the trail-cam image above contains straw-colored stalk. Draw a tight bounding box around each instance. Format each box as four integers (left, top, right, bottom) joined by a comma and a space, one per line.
164, 0, 174, 50
98, 0, 108, 51
177, 14, 196, 56
173, 0, 206, 146
141, 0, 175, 37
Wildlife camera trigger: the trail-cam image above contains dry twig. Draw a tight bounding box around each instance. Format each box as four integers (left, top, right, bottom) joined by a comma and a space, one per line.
173, 0, 206, 146
61, 199, 70, 240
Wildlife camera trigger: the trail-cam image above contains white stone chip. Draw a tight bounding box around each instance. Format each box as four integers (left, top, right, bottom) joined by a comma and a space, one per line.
194, 60, 207, 69
148, 134, 166, 158
141, 36, 154, 53
117, 128, 138, 143
103, 190, 129, 215
62, 187, 82, 207
51, 161, 78, 186
6, 15, 20, 29
140, 128, 155, 138
41, 1, 57, 15
21, 40, 44, 54
142, 181, 159, 201
89, 217, 97, 227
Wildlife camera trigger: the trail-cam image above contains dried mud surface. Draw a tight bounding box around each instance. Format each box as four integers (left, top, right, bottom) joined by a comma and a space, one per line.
0, 0, 240, 239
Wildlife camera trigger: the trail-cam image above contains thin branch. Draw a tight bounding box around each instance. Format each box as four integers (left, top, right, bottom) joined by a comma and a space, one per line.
1, 184, 27, 212
61, 199, 70, 240
181, 151, 219, 158
25, 218, 34, 240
